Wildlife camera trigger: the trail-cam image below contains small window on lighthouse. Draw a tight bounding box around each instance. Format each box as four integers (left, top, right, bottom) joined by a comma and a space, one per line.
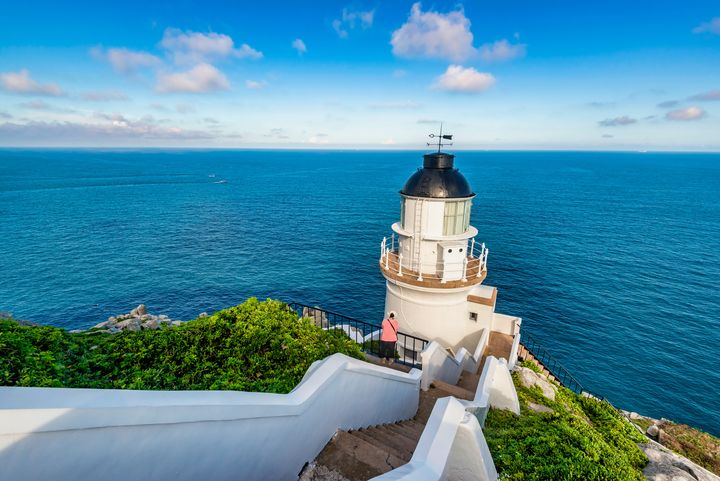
400, 199, 406, 228
469, 312, 478, 322
443, 200, 471, 235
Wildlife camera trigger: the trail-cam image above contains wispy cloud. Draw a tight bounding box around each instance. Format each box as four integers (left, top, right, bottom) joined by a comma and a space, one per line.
160, 28, 262, 64
245, 79, 268, 90
0, 116, 216, 145
433, 65, 495, 93
156, 63, 230, 93
688, 90, 720, 101
657, 100, 679, 109
292, 38, 307, 55
666, 106, 706, 121
586, 101, 616, 108
391, 3, 475, 61
692, 17, 720, 35
0, 69, 64, 96
598, 116, 637, 127
18, 100, 75, 113
479, 39, 526, 62
80, 90, 129, 102
417, 119, 441, 124
368, 101, 422, 109
332, 7, 375, 38
91, 47, 161, 74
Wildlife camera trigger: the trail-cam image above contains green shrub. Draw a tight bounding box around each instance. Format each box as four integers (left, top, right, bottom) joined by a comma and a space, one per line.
484, 373, 648, 480
0, 298, 364, 393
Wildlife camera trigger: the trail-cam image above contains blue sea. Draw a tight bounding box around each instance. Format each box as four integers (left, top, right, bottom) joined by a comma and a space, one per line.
1, 149, 719, 435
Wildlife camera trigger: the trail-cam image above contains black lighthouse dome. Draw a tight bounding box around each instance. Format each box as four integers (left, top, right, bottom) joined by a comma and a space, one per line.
400, 152, 474, 199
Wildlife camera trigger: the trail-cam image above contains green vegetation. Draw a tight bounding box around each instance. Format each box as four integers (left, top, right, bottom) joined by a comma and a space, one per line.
484, 370, 648, 481
654, 421, 720, 475
0, 298, 363, 393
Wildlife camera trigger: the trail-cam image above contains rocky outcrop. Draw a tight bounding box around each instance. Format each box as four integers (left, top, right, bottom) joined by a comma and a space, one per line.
83, 305, 187, 333
516, 366, 558, 401
641, 441, 720, 481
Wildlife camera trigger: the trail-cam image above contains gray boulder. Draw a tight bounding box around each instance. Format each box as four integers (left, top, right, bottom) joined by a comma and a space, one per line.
517, 367, 558, 401
640, 442, 720, 481
141, 319, 160, 330
129, 304, 146, 316
647, 424, 660, 437
527, 402, 554, 414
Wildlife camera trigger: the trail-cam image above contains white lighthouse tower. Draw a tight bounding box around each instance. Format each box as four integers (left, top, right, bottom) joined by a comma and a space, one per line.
379, 133, 521, 352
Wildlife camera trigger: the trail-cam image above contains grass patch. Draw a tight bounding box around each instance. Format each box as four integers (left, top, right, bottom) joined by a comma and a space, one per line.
657, 421, 720, 475
0, 298, 363, 393
483, 372, 648, 480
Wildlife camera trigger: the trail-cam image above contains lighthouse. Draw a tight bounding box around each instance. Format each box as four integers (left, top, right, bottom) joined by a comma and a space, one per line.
379, 132, 521, 353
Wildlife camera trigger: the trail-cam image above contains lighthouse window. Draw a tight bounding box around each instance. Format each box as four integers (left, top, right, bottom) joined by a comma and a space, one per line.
400, 199, 406, 229
443, 200, 470, 235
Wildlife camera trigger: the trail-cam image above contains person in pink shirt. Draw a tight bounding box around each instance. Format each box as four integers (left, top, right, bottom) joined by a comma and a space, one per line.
380, 312, 399, 364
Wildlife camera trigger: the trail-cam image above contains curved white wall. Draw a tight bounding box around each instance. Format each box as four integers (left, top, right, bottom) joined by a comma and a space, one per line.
385, 281, 487, 351
0, 354, 421, 481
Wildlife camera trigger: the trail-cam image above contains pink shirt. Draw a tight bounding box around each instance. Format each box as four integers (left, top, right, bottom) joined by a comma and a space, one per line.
381, 318, 399, 342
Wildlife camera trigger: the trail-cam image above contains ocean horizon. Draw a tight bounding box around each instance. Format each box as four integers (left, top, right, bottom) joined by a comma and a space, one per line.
1, 148, 719, 436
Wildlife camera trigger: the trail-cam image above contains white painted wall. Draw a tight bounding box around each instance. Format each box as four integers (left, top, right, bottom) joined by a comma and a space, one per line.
385, 281, 489, 352
419, 330, 488, 390
491, 313, 522, 336
475, 356, 520, 416
369, 397, 497, 481
420, 341, 467, 390
508, 333, 521, 370
0, 354, 421, 481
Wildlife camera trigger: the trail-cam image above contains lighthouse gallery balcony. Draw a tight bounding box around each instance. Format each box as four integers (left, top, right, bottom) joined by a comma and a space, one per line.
379, 235, 488, 289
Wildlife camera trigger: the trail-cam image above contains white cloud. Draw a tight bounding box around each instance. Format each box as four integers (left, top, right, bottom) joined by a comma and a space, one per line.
693, 17, 720, 35
433, 65, 495, 93
479, 39, 526, 62
161, 28, 262, 64
392, 69, 407, 78
332, 8, 375, 38
245, 80, 267, 89
80, 90, 128, 101
175, 104, 195, 114
657, 100, 679, 109
598, 116, 637, 127
391, 3, 475, 61
369, 101, 421, 109
666, 106, 706, 121
0, 116, 215, 145
18, 100, 75, 113
307, 133, 330, 144
689, 90, 720, 101
292, 38, 307, 55
93, 47, 161, 74
0, 69, 64, 96
156, 63, 230, 93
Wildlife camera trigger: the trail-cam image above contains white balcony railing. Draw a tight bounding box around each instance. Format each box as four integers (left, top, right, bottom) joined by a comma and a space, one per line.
379, 234, 489, 285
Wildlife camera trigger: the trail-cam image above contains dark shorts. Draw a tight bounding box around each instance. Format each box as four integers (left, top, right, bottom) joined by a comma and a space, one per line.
380, 340, 396, 359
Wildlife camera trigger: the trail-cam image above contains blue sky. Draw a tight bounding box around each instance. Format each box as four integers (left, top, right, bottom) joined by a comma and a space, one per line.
1, 0, 719, 149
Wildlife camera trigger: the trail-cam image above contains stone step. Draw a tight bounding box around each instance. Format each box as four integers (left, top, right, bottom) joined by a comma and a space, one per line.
382, 423, 420, 444
316, 431, 406, 481
386, 422, 422, 442
353, 428, 413, 462
431, 379, 475, 401
457, 371, 481, 393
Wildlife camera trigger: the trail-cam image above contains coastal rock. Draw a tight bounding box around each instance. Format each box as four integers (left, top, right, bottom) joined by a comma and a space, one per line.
199, 312, 208, 318
527, 402, 554, 414
141, 319, 160, 330
517, 367, 557, 401
93, 320, 113, 329
115, 318, 141, 331
171, 320, 184, 326
640, 442, 720, 481
129, 304, 146, 317
647, 424, 660, 437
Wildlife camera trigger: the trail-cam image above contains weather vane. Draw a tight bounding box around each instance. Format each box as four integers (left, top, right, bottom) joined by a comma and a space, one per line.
427, 123, 453, 153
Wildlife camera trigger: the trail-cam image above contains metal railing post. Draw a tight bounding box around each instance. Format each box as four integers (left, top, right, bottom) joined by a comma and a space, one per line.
462, 257, 468, 282
398, 253, 403, 276
385, 248, 390, 269
470, 238, 475, 258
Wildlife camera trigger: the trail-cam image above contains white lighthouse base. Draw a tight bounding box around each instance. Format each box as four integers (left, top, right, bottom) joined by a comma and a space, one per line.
384, 280, 521, 353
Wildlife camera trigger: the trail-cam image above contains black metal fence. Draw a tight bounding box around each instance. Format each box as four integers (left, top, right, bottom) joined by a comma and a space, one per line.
520, 332, 603, 399
287, 302, 428, 367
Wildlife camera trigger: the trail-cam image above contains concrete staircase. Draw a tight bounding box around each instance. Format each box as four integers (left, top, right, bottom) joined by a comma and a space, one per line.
301, 334, 515, 481
301, 360, 476, 481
